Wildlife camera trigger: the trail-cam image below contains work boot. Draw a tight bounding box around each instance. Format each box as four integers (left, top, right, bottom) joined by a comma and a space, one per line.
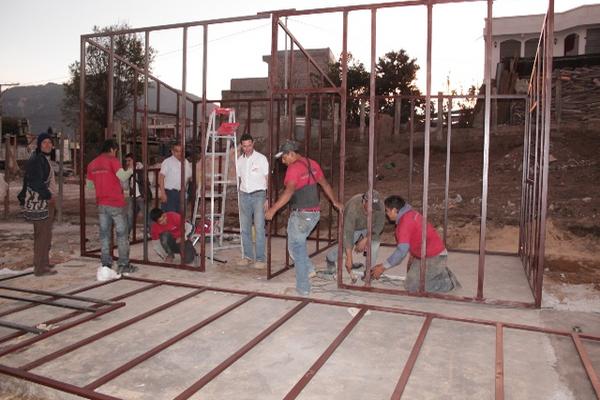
253, 261, 266, 270
117, 264, 138, 275
237, 258, 252, 266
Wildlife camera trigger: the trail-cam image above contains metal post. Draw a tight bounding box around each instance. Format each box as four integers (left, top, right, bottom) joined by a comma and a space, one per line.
359, 98, 366, 140
535, 0, 554, 307
79, 38, 87, 256
143, 30, 150, 261
419, 1, 433, 293
364, 8, 376, 285
336, 11, 348, 288
408, 98, 414, 203
267, 13, 279, 276
477, 0, 493, 300
107, 36, 114, 139
178, 26, 188, 262
57, 132, 64, 224
199, 24, 208, 272
443, 99, 452, 246
393, 96, 401, 138
555, 71, 561, 134
437, 91, 443, 141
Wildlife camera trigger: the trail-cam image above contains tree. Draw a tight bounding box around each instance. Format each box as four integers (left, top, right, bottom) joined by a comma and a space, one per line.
375, 50, 421, 121
327, 53, 370, 125
62, 23, 154, 160
328, 50, 421, 125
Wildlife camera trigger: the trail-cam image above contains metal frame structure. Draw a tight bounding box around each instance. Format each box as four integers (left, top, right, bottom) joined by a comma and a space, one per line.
0, 275, 598, 399
79, 0, 554, 308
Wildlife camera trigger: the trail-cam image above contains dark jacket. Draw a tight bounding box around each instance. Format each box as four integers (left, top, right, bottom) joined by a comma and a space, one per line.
129, 169, 153, 200
18, 151, 52, 205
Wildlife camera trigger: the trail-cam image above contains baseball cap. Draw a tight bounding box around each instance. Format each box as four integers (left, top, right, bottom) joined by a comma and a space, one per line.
274, 139, 300, 159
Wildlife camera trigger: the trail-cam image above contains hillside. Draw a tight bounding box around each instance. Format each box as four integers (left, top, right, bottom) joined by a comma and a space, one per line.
1, 83, 207, 139
1, 83, 64, 135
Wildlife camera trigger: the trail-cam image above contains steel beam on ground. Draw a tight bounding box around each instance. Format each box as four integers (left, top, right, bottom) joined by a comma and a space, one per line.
0, 285, 115, 306
0, 284, 156, 346
0, 294, 99, 313
84, 294, 255, 390
173, 301, 308, 399
283, 308, 367, 399
0, 320, 44, 335
20, 288, 207, 371
572, 332, 600, 398
496, 323, 504, 399
0, 302, 124, 358
0, 272, 33, 282
2, 275, 597, 399
391, 315, 433, 399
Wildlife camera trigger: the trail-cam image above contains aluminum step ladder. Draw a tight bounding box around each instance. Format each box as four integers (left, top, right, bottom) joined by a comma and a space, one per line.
191, 107, 241, 263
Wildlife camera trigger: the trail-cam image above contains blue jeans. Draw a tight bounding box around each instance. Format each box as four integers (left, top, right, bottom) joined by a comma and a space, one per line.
127, 197, 148, 234
98, 205, 130, 268
287, 211, 319, 295
326, 229, 381, 272
161, 189, 182, 213
239, 190, 266, 262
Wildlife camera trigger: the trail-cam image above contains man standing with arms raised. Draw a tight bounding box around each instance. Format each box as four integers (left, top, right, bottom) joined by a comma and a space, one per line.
236, 133, 269, 269
266, 140, 343, 296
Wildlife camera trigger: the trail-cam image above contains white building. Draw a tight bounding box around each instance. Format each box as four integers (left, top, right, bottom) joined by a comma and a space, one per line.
489, 4, 600, 76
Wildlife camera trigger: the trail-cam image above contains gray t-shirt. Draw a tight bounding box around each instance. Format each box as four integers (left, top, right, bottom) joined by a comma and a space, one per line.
343, 193, 385, 249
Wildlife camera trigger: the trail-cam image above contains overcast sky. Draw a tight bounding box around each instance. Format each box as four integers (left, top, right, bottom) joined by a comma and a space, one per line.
1, 0, 599, 99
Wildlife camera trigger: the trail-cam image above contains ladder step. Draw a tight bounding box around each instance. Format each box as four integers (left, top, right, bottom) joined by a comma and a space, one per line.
208, 134, 236, 140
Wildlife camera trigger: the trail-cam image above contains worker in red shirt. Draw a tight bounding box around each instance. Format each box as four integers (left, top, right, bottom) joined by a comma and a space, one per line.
265, 139, 343, 296
149, 208, 195, 263
370, 195, 460, 292
86, 139, 137, 275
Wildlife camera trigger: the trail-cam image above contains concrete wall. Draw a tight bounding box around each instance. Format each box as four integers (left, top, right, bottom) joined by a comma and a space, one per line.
221, 48, 336, 140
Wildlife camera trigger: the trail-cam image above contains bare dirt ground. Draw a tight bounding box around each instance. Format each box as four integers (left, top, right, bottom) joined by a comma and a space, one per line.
1, 123, 598, 308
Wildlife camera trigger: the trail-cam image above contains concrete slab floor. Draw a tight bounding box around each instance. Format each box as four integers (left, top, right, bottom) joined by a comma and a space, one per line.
0, 244, 598, 399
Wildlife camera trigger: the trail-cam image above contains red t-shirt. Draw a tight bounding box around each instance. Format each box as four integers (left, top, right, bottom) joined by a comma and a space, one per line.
396, 210, 445, 258
284, 158, 324, 190
150, 212, 183, 241
86, 153, 126, 207
284, 158, 324, 210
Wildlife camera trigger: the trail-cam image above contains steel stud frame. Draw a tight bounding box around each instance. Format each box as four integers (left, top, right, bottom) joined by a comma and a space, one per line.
0, 275, 598, 399
78, 0, 554, 308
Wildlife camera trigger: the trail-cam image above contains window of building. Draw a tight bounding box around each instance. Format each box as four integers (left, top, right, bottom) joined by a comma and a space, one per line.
585, 28, 600, 54
564, 33, 579, 56
524, 38, 539, 58
499, 39, 521, 60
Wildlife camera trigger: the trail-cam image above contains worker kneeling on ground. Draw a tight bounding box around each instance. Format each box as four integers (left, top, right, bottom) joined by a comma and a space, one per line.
370, 195, 461, 292
149, 208, 196, 264
323, 190, 385, 281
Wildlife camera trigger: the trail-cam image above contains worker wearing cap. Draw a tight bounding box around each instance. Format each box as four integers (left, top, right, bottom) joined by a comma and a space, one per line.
370, 195, 461, 292
324, 191, 386, 280
265, 139, 343, 296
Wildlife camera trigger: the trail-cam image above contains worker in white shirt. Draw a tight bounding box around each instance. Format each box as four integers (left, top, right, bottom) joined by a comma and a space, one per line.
236, 133, 269, 269
158, 143, 192, 213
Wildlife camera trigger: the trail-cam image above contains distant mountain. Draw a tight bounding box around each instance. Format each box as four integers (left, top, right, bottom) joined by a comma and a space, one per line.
1, 83, 64, 136
1, 83, 213, 139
